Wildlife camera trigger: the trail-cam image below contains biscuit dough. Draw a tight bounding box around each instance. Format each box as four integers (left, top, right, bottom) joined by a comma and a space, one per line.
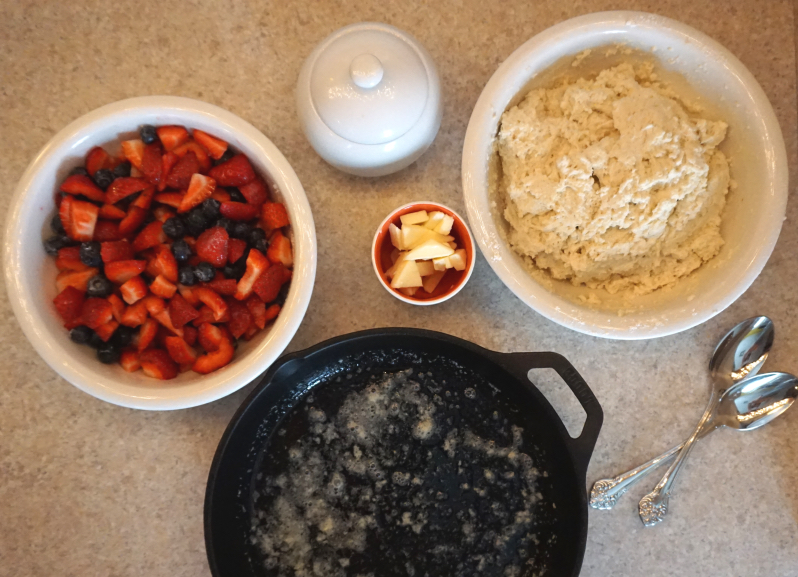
498, 62, 729, 295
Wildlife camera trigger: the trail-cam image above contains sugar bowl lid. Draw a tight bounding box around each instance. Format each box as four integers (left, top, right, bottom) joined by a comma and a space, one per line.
297, 22, 442, 177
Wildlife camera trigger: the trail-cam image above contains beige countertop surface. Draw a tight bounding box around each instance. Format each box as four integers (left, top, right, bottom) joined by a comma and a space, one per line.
2, 1, 797, 576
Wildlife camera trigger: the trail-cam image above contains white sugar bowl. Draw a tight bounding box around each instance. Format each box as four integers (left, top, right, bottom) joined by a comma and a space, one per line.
296, 22, 442, 177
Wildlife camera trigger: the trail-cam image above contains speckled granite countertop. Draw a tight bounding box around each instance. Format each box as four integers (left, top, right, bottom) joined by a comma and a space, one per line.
1, 1, 797, 576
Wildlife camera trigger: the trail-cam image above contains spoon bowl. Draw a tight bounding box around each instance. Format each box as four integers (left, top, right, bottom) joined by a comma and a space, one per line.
710, 316, 774, 390
715, 372, 798, 431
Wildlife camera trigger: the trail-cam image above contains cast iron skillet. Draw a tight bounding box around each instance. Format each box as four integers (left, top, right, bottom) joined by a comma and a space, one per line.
205, 328, 602, 577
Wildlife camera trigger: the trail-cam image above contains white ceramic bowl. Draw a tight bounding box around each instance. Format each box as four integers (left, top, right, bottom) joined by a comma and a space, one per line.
462, 11, 788, 340
3, 96, 317, 409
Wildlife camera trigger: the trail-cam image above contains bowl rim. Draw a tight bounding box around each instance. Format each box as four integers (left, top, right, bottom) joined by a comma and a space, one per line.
461, 10, 789, 340
3, 95, 317, 409
371, 201, 475, 305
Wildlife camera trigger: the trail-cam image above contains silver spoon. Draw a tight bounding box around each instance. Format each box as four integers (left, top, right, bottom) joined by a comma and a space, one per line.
638, 316, 775, 526
590, 316, 774, 510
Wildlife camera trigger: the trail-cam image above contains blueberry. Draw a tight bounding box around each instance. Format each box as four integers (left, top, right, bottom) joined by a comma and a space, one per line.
79, 241, 102, 267
69, 325, 93, 345
162, 217, 186, 239
201, 198, 221, 221
89, 332, 105, 349
231, 221, 252, 240
110, 325, 135, 349
93, 168, 114, 190
178, 265, 197, 286
171, 239, 192, 264
248, 227, 266, 246
86, 275, 113, 298
184, 208, 208, 236
194, 262, 215, 283
214, 149, 235, 165
43, 234, 69, 256
69, 166, 89, 177
226, 187, 246, 203
50, 213, 65, 235
97, 342, 120, 364
226, 255, 248, 280
140, 124, 157, 145
215, 218, 233, 234
112, 162, 131, 178
254, 238, 269, 254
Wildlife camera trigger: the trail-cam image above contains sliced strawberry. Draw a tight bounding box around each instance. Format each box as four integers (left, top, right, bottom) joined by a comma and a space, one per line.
85, 146, 110, 176
211, 189, 231, 203
264, 303, 281, 323
59, 195, 74, 237
160, 151, 180, 191
193, 129, 228, 160
153, 206, 176, 223
227, 238, 247, 264
193, 330, 234, 374
252, 264, 287, 303
55, 268, 99, 293
130, 166, 144, 178
242, 323, 259, 341
132, 221, 166, 252
140, 142, 164, 188
220, 201, 259, 221
150, 245, 178, 282
267, 231, 293, 268
227, 299, 253, 338
95, 320, 119, 342
55, 246, 88, 272
173, 140, 212, 172
164, 336, 198, 364
239, 177, 269, 206
60, 175, 106, 203
99, 204, 127, 220
93, 220, 124, 242
69, 199, 100, 242
142, 295, 166, 316
118, 206, 148, 236
105, 260, 147, 284
120, 275, 148, 304
131, 186, 156, 211
168, 294, 200, 328
196, 226, 229, 267
235, 248, 270, 300
150, 275, 177, 299
197, 322, 223, 352
209, 154, 255, 187
183, 325, 198, 347
79, 297, 114, 330
53, 286, 85, 324
261, 202, 290, 230
120, 349, 141, 372
121, 299, 148, 327
100, 240, 134, 263
153, 192, 183, 209
207, 277, 237, 296
192, 305, 217, 327
121, 139, 145, 169
164, 150, 201, 190
245, 294, 267, 329
156, 126, 190, 152
140, 349, 178, 380
105, 177, 149, 204
137, 318, 159, 351
153, 309, 183, 337
178, 284, 200, 306
194, 287, 228, 321
107, 294, 126, 323
178, 173, 215, 213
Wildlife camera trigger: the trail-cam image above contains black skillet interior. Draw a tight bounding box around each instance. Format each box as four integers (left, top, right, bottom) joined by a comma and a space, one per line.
205, 328, 602, 577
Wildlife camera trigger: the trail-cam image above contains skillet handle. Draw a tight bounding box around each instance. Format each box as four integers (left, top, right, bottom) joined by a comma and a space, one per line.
494, 352, 603, 480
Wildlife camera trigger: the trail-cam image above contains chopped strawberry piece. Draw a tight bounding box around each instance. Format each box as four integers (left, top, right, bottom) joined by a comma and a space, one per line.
140, 349, 178, 379
93, 220, 124, 242
121, 299, 148, 327
132, 221, 166, 252
242, 323, 259, 341
105, 260, 146, 284
264, 303, 281, 323
261, 202, 290, 230
207, 277, 237, 296
69, 199, 100, 242
153, 309, 183, 337
194, 287, 228, 321
55, 268, 99, 293
252, 264, 287, 303
153, 192, 183, 209
53, 286, 85, 324
99, 204, 127, 220
105, 177, 149, 204
55, 246, 88, 272
227, 299, 253, 338
120, 349, 141, 372
120, 275, 148, 304
156, 126, 190, 152
131, 186, 156, 210
160, 151, 179, 191
164, 336, 198, 364
118, 206, 148, 236
150, 274, 177, 299
59, 195, 74, 237
60, 175, 106, 203
239, 178, 269, 206
137, 319, 159, 351
140, 142, 164, 188
191, 305, 217, 327
209, 154, 255, 187
183, 325, 198, 346
121, 139, 145, 169
211, 189, 231, 203
168, 294, 200, 328
107, 294, 125, 323
164, 150, 201, 190
193, 329, 234, 374
79, 297, 114, 330
197, 322, 223, 352
95, 320, 119, 342
227, 238, 247, 264
178, 284, 200, 306
100, 240, 134, 263
173, 139, 211, 169
193, 129, 228, 160
150, 245, 178, 282
85, 146, 110, 176
142, 295, 166, 316
178, 173, 215, 213
196, 226, 229, 267
267, 231, 293, 268
220, 201, 259, 221
235, 248, 270, 300
153, 206, 176, 223
245, 295, 267, 329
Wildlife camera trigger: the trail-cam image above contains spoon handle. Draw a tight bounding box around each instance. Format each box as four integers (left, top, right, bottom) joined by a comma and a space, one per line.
589, 421, 717, 510
638, 392, 719, 527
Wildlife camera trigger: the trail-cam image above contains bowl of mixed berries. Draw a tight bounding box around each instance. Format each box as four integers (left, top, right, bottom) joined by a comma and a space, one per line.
4, 96, 316, 410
